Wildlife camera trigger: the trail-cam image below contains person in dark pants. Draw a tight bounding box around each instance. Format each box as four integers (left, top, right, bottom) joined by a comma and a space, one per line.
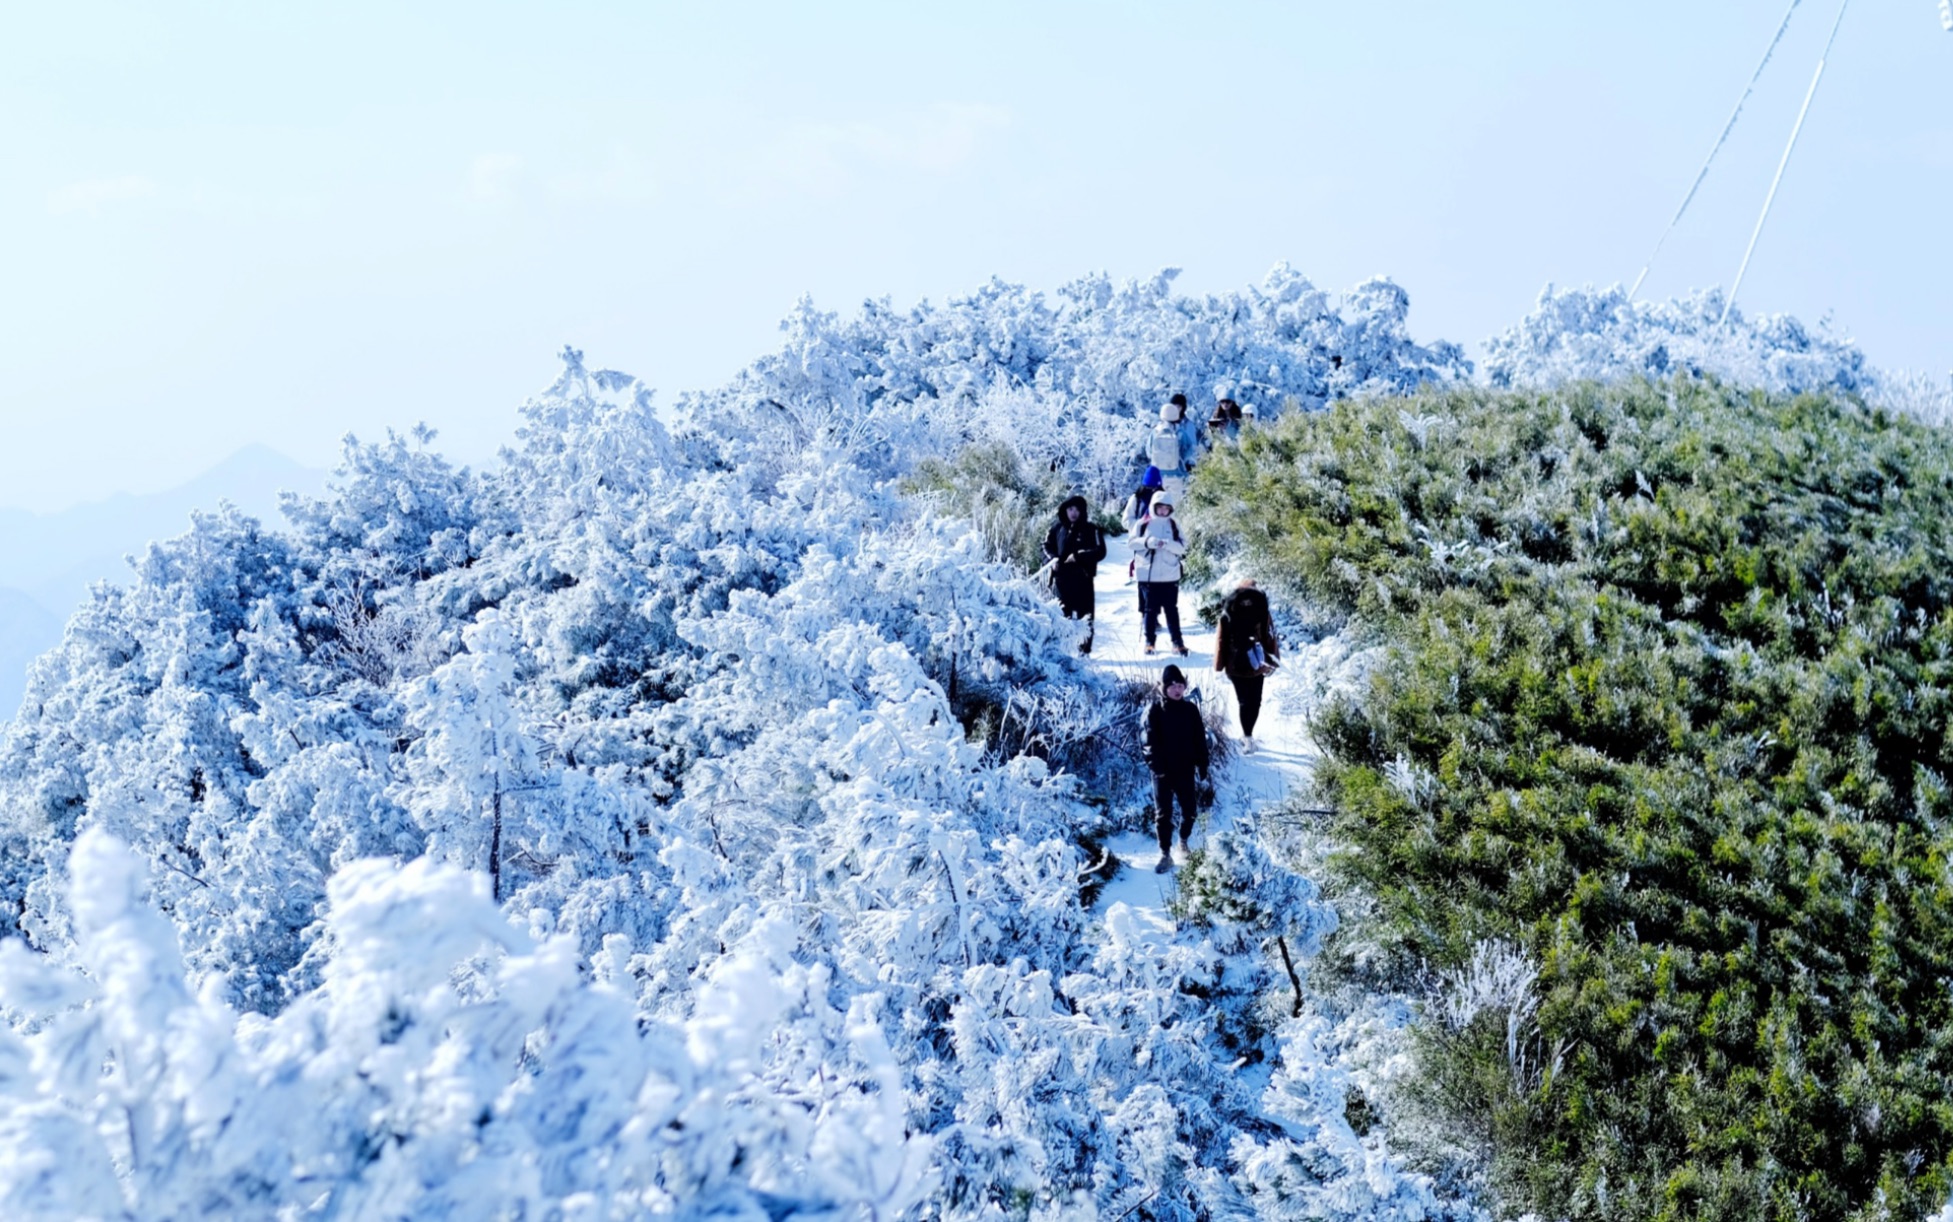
1213, 579, 1280, 752
1131, 489, 1188, 656
1043, 494, 1107, 653
1122, 466, 1164, 608
1143, 664, 1210, 872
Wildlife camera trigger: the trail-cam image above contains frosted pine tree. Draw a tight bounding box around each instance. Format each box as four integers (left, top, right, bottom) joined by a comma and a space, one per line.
401, 608, 534, 901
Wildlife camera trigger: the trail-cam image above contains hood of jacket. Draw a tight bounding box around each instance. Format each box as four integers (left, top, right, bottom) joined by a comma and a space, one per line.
1055, 494, 1091, 524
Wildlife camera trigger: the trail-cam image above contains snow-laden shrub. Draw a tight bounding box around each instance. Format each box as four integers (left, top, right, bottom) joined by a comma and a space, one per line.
1483, 284, 1876, 396
682, 265, 1471, 507
1171, 817, 1335, 959
0, 829, 931, 1220
903, 440, 1073, 572
1875, 367, 1953, 428
1232, 1014, 1483, 1222
1428, 939, 1538, 1038
1484, 284, 1951, 435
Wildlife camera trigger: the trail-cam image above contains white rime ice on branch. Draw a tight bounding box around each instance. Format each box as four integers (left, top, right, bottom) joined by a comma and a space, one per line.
1486, 284, 1952, 426
0, 265, 1907, 1218
0, 830, 932, 1219
1484, 284, 1875, 396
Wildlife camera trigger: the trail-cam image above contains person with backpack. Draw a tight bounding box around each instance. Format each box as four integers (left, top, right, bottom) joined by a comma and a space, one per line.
1043, 494, 1107, 654
1168, 391, 1201, 455
1132, 488, 1188, 656
1148, 398, 1194, 497
1121, 466, 1163, 595
1213, 579, 1280, 752
1144, 663, 1210, 872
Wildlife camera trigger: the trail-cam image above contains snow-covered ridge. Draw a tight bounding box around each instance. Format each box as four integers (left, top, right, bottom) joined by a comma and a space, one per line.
1486, 284, 1949, 424
0, 445, 327, 716
0, 265, 1926, 1217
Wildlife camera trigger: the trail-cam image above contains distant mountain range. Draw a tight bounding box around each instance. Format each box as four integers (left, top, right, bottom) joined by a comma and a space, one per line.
0, 445, 325, 718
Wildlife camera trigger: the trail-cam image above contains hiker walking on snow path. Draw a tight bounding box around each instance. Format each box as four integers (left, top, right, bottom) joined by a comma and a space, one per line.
1122, 466, 1164, 535
1144, 663, 1210, 872
1043, 494, 1107, 654
1148, 396, 1195, 498
1121, 466, 1164, 598
1133, 488, 1189, 656
1168, 391, 1201, 457
1214, 579, 1280, 752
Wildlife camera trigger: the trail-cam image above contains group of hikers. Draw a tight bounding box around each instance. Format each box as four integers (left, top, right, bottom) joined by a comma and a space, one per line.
1041, 393, 1280, 873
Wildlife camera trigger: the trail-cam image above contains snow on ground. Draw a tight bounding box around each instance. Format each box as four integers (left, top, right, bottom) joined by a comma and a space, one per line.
1087, 549, 1327, 946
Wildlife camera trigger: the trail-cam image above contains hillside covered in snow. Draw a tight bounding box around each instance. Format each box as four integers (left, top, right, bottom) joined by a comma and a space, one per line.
0, 267, 1947, 1220
0, 445, 326, 716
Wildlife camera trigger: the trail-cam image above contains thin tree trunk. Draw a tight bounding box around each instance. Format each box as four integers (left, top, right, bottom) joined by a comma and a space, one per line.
490, 788, 504, 903
1276, 935, 1303, 1017
946, 591, 959, 707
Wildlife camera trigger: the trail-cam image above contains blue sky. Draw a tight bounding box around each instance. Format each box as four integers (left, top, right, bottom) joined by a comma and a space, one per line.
4, 1, 1949, 512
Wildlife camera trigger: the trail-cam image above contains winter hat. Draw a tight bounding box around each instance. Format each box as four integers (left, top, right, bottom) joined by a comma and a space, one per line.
1160, 402, 1182, 423
1162, 664, 1188, 688
1149, 488, 1176, 510
1142, 466, 1163, 488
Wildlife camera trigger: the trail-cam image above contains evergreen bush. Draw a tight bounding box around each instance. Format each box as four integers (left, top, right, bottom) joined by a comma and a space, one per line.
1193, 377, 1953, 1220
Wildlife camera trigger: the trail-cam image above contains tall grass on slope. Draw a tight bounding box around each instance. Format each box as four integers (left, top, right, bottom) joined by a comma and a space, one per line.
1190, 378, 1953, 1221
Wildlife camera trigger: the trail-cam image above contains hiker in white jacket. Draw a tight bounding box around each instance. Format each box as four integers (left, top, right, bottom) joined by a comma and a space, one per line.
1148, 398, 1194, 498
1132, 488, 1189, 655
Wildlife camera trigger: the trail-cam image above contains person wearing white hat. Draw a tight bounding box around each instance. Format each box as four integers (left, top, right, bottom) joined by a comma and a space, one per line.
1132, 487, 1189, 656
1147, 396, 1194, 499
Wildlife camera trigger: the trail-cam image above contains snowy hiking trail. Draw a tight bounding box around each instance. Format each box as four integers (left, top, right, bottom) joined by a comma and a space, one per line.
1083, 559, 1326, 951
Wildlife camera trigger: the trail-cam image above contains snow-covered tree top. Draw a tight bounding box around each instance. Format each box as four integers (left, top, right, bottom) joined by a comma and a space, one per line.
1484, 283, 1874, 395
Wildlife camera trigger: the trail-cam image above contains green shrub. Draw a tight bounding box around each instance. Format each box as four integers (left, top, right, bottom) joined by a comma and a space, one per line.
1191, 378, 1953, 1220
903, 440, 1073, 571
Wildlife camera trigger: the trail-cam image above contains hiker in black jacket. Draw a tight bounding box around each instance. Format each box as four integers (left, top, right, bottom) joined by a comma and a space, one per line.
1213, 579, 1279, 752
1044, 494, 1107, 653
1143, 664, 1210, 872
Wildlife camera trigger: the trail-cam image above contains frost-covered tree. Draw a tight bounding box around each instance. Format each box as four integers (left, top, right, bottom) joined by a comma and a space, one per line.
400, 608, 534, 899
1483, 284, 1876, 395
0, 830, 934, 1220
681, 265, 1473, 506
